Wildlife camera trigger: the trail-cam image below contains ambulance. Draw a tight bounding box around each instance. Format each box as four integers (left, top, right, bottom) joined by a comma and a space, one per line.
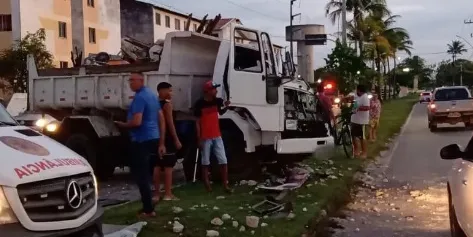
0, 103, 103, 236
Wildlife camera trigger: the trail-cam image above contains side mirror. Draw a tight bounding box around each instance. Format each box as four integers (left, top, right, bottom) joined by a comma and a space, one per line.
440, 144, 464, 160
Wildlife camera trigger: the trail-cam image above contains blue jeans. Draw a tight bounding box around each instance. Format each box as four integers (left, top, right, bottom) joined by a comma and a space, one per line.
201, 137, 227, 166
129, 139, 158, 213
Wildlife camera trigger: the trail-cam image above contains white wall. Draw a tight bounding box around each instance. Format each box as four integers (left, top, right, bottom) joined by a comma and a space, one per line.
95, 0, 121, 54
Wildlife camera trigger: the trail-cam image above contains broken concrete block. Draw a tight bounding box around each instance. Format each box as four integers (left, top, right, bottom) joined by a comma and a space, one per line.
206, 230, 219, 237
211, 217, 224, 226
173, 221, 184, 233
246, 216, 260, 228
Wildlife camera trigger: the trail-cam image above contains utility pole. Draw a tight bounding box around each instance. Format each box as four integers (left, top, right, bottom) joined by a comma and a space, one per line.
341, 0, 347, 44
460, 63, 463, 86
289, 0, 300, 62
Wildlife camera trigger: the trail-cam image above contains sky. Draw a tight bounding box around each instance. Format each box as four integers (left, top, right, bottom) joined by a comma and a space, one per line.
143, 0, 473, 68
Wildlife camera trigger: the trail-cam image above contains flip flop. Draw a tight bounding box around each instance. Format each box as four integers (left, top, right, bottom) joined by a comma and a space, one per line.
152, 196, 160, 203
137, 211, 156, 218
163, 195, 180, 201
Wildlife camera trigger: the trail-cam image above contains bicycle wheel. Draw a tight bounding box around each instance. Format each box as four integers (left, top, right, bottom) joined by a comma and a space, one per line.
341, 126, 354, 158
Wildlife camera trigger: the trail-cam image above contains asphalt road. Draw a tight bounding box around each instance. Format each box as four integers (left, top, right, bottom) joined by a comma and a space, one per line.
334, 102, 473, 237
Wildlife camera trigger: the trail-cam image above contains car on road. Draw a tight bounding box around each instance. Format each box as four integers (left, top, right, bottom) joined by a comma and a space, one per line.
427, 86, 473, 132
0, 103, 103, 236
441, 138, 473, 237
419, 91, 432, 103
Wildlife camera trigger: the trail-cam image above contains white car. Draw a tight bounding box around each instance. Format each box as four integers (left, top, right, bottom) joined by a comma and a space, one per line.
419, 92, 432, 103
441, 140, 473, 237
0, 104, 103, 236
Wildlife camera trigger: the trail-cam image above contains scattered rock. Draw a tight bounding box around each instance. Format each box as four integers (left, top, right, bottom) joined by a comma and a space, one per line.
303, 207, 308, 212
261, 222, 268, 227
246, 216, 260, 228
239, 226, 246, 232
382, 178, 389, 183
232, 221, 239, 228
173, 221, 184, 233
287, 213, 296, 220
355, 228, 360, 232
247, 180, 258, 186
251, 230, 255, 235
213, 206, 220, 210
320, 209, 327, 217
211, 217, 224, 226
410, 190, 421, 197
172, 206, 183, 214
222, 214, 231, 221
216, 196, 225, 200
405, 216, 414, 221
206, 230, 220, 237
371, 207, 381, 213
239, 180, 248, 185
239, 207, 244, 210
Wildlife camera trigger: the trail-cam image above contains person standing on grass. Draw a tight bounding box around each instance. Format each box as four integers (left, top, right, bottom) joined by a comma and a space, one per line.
368, 93, 382, 142
350, 84, 370, 159
114, 72, 166, 217
153, 82, 182, 202
193, 81, 232, 193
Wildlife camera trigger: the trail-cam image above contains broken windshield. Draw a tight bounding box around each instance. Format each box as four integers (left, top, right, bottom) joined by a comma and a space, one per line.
0, 103, 18, 126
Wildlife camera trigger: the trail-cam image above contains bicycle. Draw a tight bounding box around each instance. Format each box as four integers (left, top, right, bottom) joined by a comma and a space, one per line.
334, 105, 354, 159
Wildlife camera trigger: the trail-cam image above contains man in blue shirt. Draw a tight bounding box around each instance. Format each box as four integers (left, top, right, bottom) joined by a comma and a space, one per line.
115, 72, 165, 217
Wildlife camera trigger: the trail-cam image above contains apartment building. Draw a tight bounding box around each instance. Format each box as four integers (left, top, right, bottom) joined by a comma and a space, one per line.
0, 0, 121, 67
120, 0, 201, 45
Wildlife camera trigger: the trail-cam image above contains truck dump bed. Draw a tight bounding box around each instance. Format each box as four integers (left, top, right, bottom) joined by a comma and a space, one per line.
28, 32, 223, 113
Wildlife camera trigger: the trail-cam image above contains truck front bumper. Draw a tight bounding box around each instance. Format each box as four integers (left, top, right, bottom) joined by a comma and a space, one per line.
0, 207, 104, 237
276, 136, 335, 154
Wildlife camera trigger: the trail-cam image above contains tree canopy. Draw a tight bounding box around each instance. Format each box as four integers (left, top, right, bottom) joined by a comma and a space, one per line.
0, 29, 53, 93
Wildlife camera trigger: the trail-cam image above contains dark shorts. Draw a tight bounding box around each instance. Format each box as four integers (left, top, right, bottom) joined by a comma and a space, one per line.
351, 123, 367, 139
155, 139, 179, 169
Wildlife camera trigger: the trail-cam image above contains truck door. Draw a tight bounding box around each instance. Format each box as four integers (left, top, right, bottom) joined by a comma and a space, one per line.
228, 27, 267, 107
260, 32, 279, 104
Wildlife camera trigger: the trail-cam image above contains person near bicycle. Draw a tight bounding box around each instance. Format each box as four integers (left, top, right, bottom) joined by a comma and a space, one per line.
351, 84, 370, 159
368, 93, 382, 142
315, 84, 335, 135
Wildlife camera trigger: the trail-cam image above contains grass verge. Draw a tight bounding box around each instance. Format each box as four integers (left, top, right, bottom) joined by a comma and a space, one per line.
103, 96, 417, 237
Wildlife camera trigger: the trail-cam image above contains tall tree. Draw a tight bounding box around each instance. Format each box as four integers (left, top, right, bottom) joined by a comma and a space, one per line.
447, 40, 467, 64
0, 29, 53, 93
325, 0, 390, 53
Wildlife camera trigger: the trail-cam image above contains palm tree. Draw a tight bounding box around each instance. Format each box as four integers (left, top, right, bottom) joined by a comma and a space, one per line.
325, 0, 390, 53
447, 40, 467, 64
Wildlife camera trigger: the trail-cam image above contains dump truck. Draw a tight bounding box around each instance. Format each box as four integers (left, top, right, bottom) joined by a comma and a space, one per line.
27, 25, 334, 180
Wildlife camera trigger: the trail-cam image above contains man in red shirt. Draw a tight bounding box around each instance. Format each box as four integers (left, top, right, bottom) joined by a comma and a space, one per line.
194, 81, 231, 193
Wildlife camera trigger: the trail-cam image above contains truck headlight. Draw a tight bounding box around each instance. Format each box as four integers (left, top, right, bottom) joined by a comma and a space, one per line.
35, 118, 47, 128
45, 123, 58, 132
0, 187, 18, 225
285, 119, 298, 130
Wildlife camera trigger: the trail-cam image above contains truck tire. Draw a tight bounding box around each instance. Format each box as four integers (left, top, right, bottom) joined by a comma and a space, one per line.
65, 134, 114, 180
428, 121, 437, 132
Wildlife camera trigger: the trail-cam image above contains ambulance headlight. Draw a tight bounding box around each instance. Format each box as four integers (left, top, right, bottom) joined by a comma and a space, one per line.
0, 187, 18, 225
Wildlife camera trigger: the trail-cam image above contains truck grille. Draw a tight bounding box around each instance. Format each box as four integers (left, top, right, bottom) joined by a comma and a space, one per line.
17, 172, 96, 222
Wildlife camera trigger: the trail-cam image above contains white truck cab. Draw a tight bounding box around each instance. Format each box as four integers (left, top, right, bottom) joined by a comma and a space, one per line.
27, 25, 334, 180
0, 104, 103, 236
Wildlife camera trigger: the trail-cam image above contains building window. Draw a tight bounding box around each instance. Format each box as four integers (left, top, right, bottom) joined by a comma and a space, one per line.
175, 19, 180, 30
193, 23, 197, 31
165, 16, 170, 28
155, 13, 161, 25
0, 15, 12, 32
60, 61, 68, 68
87, 0, 94, 7
58, 21, 67, 38
88, 27, 96, 43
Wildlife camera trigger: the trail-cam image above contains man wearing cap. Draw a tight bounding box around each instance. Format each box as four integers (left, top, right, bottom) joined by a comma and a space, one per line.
193, 81, 232, 193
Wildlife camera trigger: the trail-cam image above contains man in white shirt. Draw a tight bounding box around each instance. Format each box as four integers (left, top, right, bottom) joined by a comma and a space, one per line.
351, 85, 370, 158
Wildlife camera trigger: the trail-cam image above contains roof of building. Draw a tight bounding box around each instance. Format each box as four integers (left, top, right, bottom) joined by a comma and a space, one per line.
136, 0, 201, 22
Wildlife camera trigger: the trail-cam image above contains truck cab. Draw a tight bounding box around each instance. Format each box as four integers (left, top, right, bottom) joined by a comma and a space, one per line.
27, 25, 334, 180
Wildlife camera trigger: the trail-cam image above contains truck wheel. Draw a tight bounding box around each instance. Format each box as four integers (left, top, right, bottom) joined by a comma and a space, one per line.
428, 121, 437, 132
66, 134, 114, 180
219, 128, 256, 182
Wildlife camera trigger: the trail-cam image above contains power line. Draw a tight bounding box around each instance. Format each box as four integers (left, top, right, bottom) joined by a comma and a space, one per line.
222, 0, 286, 22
